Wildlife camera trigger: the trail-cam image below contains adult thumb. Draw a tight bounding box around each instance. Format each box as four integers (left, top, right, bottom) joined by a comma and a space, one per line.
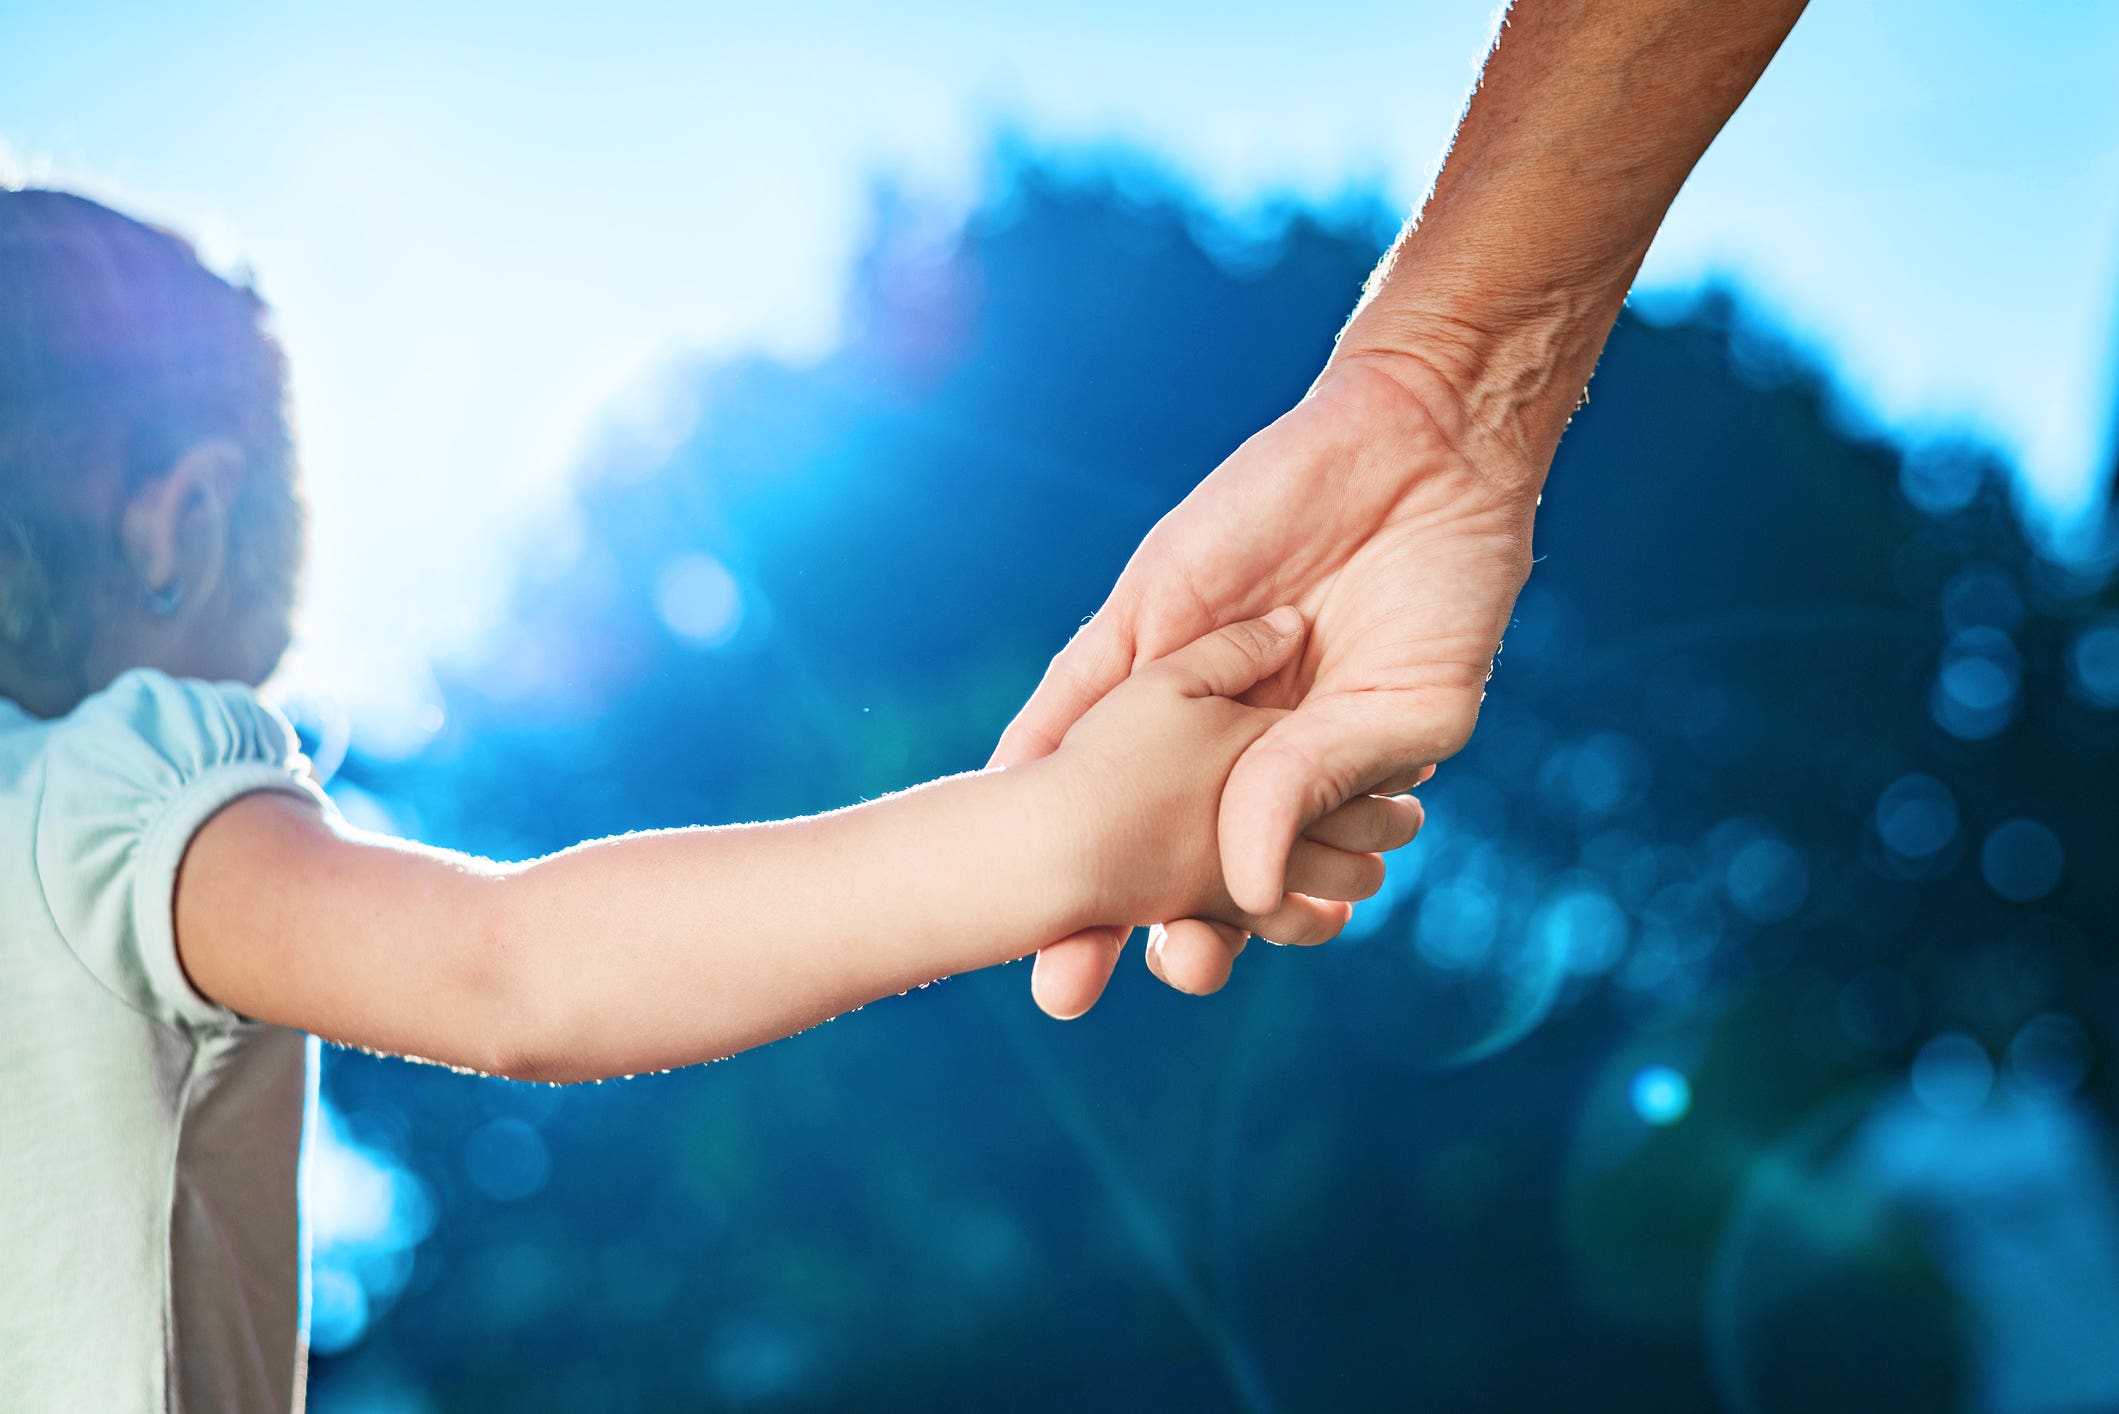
1216, 690, 1467, 915
991, 612, 1132, 769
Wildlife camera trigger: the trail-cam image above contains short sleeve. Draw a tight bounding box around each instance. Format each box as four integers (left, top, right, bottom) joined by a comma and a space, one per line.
32, 668, 331, 1032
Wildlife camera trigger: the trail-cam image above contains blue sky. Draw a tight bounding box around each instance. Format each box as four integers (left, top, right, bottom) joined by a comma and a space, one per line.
3, 0, 2116, 713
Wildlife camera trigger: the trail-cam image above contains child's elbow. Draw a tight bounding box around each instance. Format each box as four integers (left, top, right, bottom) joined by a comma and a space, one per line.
466, 877, 596, 1085
481, 1044, 589, 1087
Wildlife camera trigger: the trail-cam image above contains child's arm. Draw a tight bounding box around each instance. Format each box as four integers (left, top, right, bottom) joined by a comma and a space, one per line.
173, 611, 1419, 1082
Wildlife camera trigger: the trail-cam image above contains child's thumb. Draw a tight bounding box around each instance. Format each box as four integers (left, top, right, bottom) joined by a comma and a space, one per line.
1156, 606, 1305, 700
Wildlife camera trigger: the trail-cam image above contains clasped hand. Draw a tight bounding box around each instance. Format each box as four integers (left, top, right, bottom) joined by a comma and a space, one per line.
992, 356, 1539, 1017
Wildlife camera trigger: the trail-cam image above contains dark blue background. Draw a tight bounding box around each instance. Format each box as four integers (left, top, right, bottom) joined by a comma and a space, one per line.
305, 151, 2119, 1413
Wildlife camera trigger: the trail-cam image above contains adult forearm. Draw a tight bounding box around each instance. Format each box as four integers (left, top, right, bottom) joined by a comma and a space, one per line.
490, 764, 1090, 1081
1332, 0, 1806, 486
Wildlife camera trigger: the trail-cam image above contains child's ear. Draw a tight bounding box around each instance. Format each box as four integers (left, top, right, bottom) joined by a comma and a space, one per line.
120, 439, 243, 621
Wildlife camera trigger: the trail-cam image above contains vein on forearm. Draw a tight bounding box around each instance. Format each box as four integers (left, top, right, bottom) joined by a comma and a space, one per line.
1335, 0, 1809, 467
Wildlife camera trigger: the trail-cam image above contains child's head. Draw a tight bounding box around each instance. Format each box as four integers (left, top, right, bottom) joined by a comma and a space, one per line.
0, 189, 303, 717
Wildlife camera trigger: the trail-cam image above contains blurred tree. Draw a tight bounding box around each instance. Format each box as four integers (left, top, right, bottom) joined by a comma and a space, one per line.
310, 151, 2119, 1413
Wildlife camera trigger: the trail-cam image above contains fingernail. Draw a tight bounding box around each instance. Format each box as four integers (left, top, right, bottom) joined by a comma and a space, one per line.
1265, 605, 1302, 635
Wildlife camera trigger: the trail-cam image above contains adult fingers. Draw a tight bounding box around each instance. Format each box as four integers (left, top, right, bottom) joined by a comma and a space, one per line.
991, 612, 1134, 769
1303, 792, 1425, 855
1029, 923, 1131, 1020
1282, 841, 1386, 903
1148, 891, 1351, 1000
1149, 606, 1305, 701
1002, 613, 1140, 1017
1246, 893, 1354, 948
1066, 879, 1370, 1010
1147, 919, 1248, 996
1369, 763, 1439, 796
1219, 693, 1475, 915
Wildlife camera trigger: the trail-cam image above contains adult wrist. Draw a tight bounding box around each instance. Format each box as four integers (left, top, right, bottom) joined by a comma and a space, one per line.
1307, 336, 1545, 513
1326, 255, 1631, 505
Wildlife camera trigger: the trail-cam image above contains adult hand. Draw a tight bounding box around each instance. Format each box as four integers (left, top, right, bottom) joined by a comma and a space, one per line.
993, 0, 1804, 1018
993, 352, 1540, 1018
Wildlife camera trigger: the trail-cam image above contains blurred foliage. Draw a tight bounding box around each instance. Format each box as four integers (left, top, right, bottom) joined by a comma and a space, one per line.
307, 152, 2119, 1413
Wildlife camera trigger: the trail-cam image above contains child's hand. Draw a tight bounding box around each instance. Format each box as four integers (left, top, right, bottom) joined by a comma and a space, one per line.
1047, 607, 1423, 959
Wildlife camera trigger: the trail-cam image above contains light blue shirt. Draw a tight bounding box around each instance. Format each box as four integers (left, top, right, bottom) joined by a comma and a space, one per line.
0, 669, 329, 1412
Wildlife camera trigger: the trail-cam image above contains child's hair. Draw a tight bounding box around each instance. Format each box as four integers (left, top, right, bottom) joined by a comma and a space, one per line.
0, 188, 304, 688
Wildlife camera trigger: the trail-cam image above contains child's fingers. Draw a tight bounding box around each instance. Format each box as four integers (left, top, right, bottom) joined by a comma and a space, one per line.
1147, 919, 1248, 995
1245, 893, 1354, 948
1304, 793, 1425, 855
1150, 607, 1306, 700
1282, 841, 1386, 902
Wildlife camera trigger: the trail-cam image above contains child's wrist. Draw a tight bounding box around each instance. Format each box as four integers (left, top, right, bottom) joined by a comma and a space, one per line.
1007, 751, 1120, 935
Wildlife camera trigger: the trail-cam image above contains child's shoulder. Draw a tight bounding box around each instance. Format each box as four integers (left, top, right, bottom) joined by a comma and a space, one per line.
48, 667, 298, 765
23, 667, 315, 861
5, 666, 284, 743
8, 667, 320, 1031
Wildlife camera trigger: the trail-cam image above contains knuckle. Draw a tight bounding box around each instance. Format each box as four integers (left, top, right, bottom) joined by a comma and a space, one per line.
1222, 618, 1274, 661
1063, 624, 1125, 688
